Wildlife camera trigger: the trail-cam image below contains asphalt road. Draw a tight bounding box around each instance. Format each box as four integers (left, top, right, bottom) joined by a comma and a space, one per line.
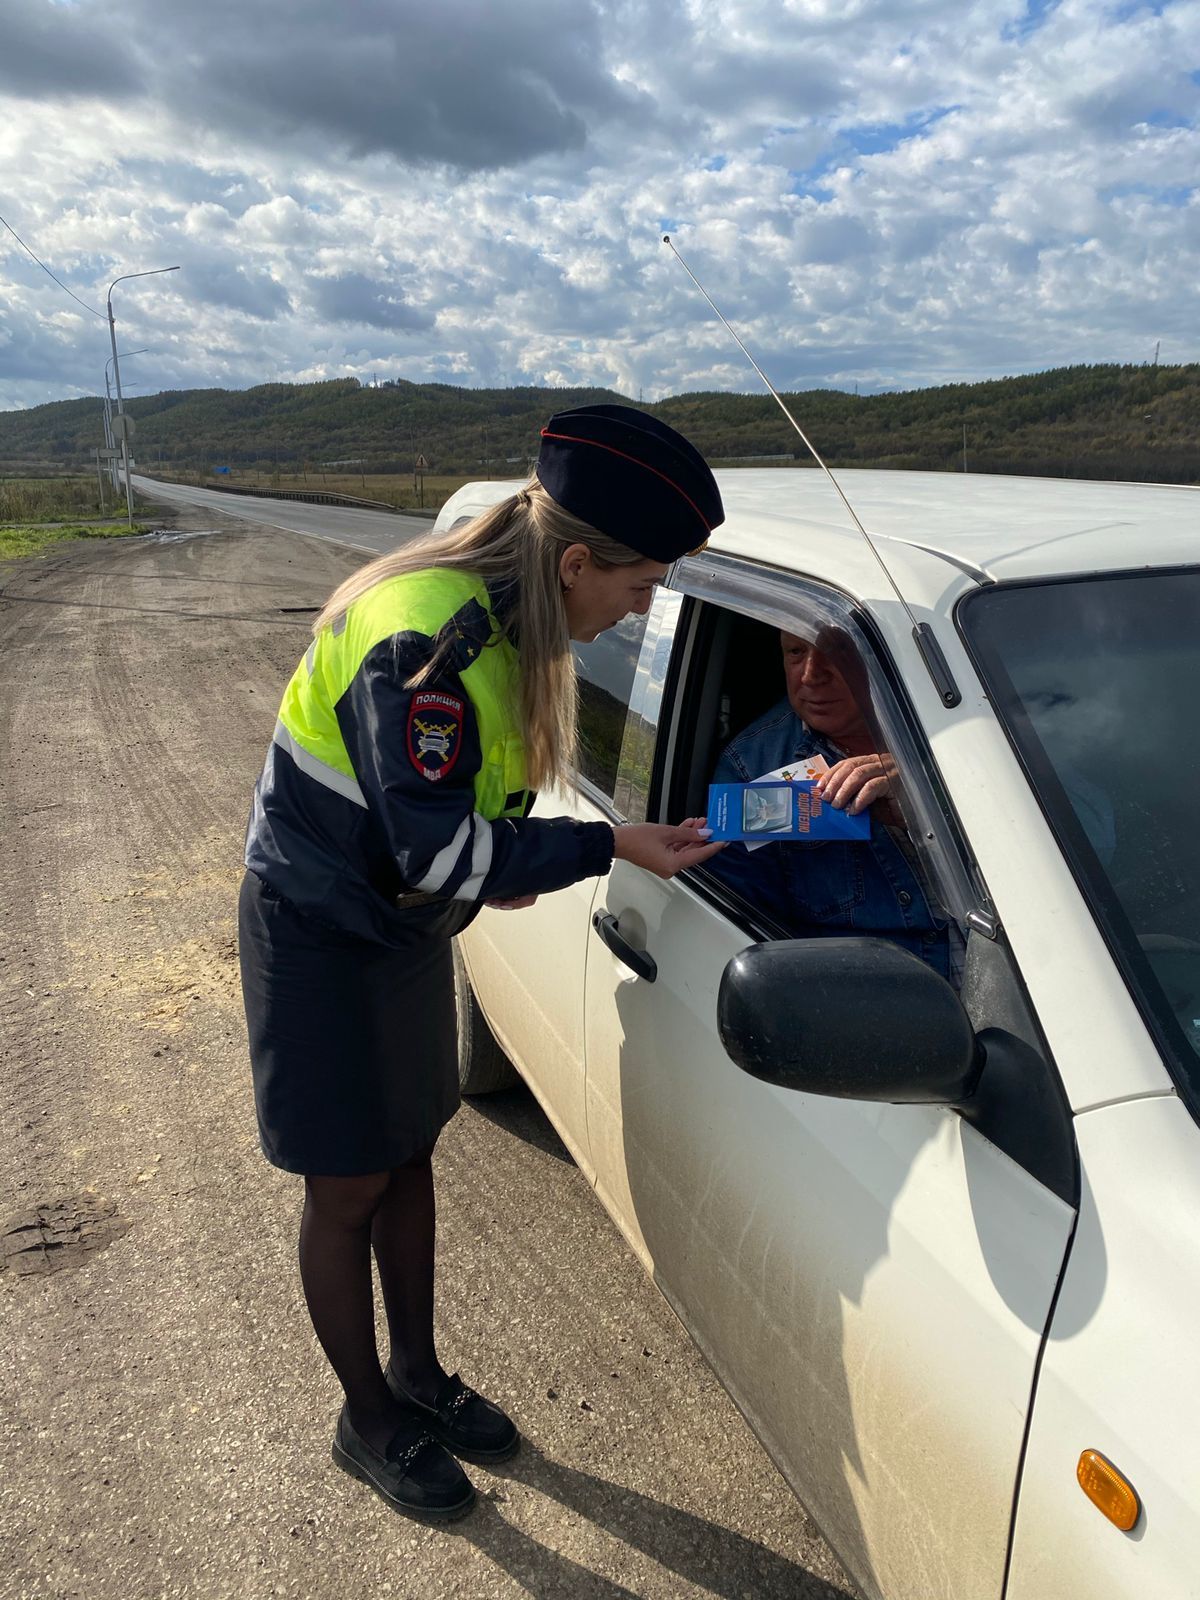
0, 500, 856, 1600
131, 475, 436, 555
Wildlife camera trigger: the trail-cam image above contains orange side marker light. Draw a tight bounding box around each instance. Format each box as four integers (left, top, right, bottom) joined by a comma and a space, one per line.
1077, 1450, 1140, 1531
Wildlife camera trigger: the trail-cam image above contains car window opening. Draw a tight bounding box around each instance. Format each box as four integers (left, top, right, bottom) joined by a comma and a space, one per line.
677, 604, 966, 986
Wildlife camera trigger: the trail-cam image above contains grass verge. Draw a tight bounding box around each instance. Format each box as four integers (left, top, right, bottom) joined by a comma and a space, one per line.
0, 475, 108, 523
0, 522, 140, 562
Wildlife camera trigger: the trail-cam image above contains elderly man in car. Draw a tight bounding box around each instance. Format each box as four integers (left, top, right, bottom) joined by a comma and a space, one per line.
710, 629, 957, 977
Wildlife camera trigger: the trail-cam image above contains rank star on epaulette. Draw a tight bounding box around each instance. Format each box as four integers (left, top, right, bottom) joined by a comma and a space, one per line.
407, 690, 465, 781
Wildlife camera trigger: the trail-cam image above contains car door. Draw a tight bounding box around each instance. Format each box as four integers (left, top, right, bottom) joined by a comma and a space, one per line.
581, 569, 1078, 1600
455, 607, 653, 1174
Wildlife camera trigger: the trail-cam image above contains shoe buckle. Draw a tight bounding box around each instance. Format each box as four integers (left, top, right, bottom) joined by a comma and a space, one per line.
393, 1431, 434, 1474
444, 1385, 473, 1421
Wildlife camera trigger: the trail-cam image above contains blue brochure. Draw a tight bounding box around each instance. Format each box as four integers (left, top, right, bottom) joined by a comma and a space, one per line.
706, 781, 871, 843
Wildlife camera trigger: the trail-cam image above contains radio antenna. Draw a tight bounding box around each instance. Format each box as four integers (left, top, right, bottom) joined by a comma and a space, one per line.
662, 234, 960, 706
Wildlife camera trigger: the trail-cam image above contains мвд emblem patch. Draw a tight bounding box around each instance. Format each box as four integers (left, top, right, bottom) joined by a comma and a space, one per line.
407, 690, 465, 781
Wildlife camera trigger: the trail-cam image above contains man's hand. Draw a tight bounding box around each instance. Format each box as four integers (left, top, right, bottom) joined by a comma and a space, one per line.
816, 753, 899, 817
612, 819, 724, 879
486, 894, 540, 910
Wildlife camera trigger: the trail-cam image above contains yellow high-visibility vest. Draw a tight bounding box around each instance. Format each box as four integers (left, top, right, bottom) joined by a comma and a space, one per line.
275, 567, 528, 821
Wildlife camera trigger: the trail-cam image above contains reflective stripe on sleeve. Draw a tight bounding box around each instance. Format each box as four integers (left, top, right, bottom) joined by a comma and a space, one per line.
412, 813, 473, 894
272, 720, 367, 808
453, 816, 495, 901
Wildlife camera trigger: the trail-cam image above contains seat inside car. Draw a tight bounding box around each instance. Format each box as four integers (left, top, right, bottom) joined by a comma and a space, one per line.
719, 611, 792, 750
667, 608, 790, 818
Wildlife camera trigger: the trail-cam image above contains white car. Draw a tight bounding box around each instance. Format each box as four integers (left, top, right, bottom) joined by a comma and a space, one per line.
435, 468, 1200, 1600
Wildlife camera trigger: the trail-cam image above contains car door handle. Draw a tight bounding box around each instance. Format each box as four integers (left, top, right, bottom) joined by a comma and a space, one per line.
592, 912, 658, 983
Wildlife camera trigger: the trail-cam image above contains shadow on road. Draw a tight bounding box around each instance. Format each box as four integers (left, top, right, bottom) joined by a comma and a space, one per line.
455, 1443, 851, 1598
464, 1085, 575, 1166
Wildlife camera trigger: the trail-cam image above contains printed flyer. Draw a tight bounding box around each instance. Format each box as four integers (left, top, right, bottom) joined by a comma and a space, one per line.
706, 780, 871, 844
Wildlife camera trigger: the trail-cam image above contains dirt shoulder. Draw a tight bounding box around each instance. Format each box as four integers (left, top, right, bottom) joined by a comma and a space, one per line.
0, 511, 853, 1600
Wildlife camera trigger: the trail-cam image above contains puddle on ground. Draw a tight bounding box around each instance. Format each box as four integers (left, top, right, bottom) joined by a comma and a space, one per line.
0, 1194, 130, 1278
138, 528, 222, 543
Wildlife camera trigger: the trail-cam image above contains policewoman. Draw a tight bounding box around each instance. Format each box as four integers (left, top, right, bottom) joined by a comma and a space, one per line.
238, 405, 725, 1522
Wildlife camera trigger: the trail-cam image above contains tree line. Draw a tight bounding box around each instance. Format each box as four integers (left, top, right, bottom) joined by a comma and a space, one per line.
2, 363, 1197, 484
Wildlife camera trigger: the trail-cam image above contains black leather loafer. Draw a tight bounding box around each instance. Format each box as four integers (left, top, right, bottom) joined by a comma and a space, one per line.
331, 1405, 476, 1522
385, 1368, 521, 1465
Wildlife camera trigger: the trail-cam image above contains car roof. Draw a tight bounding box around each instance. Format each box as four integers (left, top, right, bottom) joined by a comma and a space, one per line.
709, 469, 1199, 590
437, 468, 1198, 615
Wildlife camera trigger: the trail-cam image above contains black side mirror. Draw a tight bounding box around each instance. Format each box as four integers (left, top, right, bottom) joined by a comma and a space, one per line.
718, 938, 981, 1105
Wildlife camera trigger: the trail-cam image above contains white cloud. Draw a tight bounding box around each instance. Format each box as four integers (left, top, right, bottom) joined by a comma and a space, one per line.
0, 0, 1196, 409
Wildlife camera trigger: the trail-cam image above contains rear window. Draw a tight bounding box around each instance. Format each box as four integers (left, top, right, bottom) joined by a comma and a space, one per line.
960, 568, 1200, 1116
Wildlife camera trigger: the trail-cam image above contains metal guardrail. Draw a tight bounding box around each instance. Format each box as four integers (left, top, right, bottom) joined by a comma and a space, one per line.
196, 481, 401, 512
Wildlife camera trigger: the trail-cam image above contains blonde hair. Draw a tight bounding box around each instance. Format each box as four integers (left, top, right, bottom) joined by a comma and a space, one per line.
313, 481, 647, 791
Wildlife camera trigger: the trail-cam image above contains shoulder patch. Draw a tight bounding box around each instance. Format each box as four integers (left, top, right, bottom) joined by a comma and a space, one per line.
407, 690, 465, 782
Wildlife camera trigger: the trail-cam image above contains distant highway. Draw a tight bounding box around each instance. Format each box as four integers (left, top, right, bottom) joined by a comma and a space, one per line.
131, 474, 435, 556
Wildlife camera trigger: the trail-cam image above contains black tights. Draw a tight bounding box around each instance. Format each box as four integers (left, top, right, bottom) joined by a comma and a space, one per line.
298, 1147, 447, 1452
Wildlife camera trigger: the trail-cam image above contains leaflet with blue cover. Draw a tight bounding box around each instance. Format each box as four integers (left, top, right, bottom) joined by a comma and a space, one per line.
706, 781, 871, 843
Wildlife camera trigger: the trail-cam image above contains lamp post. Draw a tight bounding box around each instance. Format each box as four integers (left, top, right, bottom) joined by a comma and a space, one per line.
102, 373, 116, 489
104, 349, 148, 491
107, 268, 179, 526
93, 399, 108, 511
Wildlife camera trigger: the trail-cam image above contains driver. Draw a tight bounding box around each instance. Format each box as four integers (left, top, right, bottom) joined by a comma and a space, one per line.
710, 629, 956, 977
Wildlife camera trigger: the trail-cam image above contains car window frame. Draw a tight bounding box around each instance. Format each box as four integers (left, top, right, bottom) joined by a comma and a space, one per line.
637, 551, 994, 942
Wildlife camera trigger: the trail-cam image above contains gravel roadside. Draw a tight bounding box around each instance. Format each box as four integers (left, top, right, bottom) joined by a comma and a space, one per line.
0, 507, 855, 1600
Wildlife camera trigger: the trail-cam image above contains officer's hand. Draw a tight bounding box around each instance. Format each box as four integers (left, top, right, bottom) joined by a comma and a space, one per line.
613, 820, 724, 879
486, 894, 539, 910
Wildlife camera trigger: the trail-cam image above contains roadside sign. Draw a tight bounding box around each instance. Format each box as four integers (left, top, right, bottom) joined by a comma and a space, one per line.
415, 454, 428, 470
97, 447, 122, 461
110, 413, 137, 441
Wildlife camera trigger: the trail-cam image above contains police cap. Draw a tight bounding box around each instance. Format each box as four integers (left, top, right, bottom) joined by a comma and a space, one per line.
536, 403, 724, 562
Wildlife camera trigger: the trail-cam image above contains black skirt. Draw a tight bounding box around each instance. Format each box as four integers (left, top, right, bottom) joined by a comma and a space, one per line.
238, 871, 464, 1175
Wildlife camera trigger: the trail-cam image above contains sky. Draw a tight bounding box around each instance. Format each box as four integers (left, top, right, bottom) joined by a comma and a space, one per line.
1, 0, 1197, 410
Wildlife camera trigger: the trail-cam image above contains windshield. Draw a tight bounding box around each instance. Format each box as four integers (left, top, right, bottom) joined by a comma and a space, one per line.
960, 568, 1200, 1114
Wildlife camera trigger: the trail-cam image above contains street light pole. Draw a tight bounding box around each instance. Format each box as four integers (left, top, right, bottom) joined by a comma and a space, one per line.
102, 372, 116, 490
93, 401, 107, 511
107, 267, 179, 527
105, 349, 149, 493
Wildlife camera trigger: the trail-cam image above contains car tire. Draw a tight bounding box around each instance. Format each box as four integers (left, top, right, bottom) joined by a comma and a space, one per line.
453, 939, 519, 1096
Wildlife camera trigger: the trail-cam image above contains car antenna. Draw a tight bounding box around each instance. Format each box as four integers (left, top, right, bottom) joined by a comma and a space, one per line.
662, 234, 960, 708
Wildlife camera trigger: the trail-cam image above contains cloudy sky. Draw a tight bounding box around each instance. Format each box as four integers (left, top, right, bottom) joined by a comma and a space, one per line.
1, 0, 1196, 410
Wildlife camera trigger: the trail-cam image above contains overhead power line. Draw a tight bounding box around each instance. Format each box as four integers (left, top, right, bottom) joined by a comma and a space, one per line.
0, 208, 106, 319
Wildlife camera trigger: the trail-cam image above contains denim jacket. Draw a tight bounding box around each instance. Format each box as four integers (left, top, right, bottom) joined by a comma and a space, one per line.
710, 699, 953, 979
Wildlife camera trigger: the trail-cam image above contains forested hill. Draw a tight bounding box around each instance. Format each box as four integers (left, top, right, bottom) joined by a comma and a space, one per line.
3, 363, 1198, 484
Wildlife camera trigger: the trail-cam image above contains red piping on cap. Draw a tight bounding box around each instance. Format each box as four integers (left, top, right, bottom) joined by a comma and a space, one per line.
540, 428, 713, 534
